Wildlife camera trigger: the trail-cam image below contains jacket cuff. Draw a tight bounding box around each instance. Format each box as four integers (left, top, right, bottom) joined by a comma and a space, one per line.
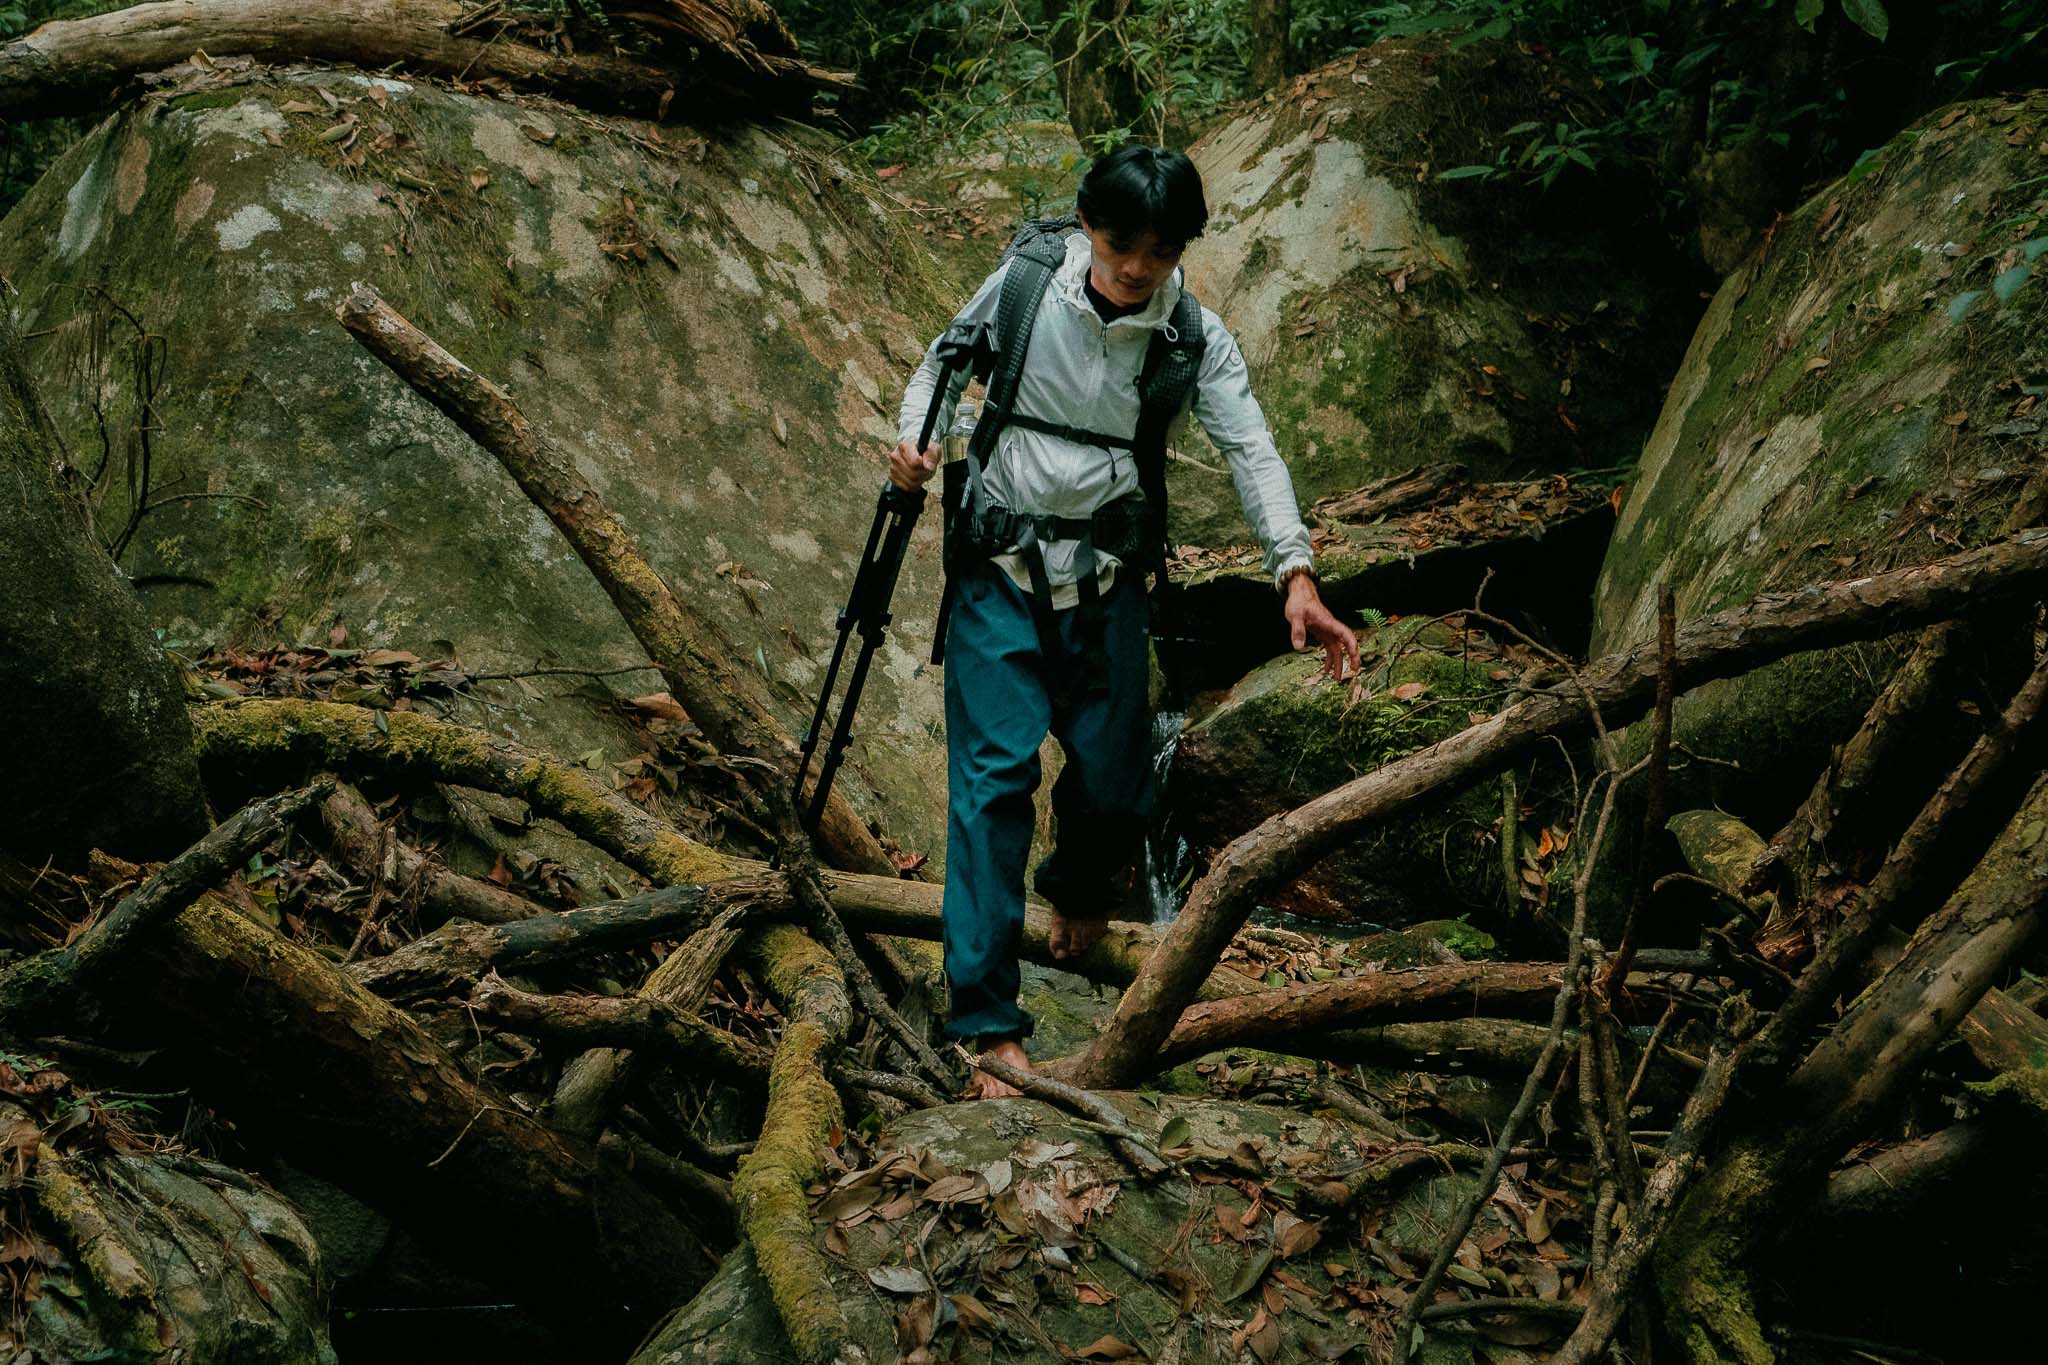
1274, 560, 1317, 594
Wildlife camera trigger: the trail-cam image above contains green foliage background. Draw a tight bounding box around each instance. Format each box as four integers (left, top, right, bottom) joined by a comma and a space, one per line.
1, 0, 2042, 220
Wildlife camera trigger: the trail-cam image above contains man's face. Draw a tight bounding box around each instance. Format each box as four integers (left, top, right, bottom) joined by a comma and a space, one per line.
1078, 214, 1185, 309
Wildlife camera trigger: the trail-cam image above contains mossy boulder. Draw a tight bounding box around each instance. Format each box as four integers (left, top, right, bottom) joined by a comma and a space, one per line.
1170, 621, 1510, 923
633, 1095, 1489, 1365
1174, 40, 1697, 550
20, 1132, 334, 1364
1590, 91, 2048, 825
0, 70, 963, 865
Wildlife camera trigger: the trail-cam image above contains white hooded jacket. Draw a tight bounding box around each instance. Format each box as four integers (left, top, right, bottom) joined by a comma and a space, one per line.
897, 231, 1314, 608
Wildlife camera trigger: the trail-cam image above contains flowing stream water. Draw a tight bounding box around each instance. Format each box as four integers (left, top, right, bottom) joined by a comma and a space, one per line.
1142, 710, 1192, 922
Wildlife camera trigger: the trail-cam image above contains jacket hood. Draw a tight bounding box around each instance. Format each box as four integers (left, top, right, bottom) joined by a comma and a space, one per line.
1051, 230, 1186, 331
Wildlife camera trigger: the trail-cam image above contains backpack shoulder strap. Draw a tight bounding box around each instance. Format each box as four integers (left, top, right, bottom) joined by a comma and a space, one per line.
969, 218, 1076, 468
1130, 287, 1208, 563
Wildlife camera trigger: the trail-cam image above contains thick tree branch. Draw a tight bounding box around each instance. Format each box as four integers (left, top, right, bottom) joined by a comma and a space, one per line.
1073, 529, 2048, 1089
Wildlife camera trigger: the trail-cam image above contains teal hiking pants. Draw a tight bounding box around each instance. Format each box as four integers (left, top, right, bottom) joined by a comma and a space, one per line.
940, 567, 1153, 1043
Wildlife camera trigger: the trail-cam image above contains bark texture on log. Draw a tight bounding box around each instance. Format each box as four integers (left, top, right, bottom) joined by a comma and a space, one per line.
319, 780, 542, 927
191, 699, 742, 888
1072, 531, 2048, 1089
470, 970, 774, 1081
336, 286, 892, 877
350, 875, 782, 1002
0, 0, 850, 123
111, 894, 718, 1322
0, 305, 206, 866
1149, 962, 1679, 1069
552, 904, 753, 1138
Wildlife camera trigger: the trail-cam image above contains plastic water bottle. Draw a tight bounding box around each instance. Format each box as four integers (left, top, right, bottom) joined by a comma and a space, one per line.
945, 395, 978, 464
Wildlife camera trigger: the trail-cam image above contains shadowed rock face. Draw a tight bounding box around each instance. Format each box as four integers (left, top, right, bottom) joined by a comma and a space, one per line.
1591, 90, 2048, 821
1, 70, 960, 863
1175, 40, 1697, 551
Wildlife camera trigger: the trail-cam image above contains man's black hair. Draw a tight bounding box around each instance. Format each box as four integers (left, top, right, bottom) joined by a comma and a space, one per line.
1075, 145, 1209, 250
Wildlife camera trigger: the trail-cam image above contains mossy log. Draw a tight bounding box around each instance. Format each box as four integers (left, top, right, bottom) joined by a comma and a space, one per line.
335, 285, 892, 878
349, 874, 783, 1003
101, 893, 719, 1330
192, 698, 742, 887
0, 0, 851, 124
1076, 529, 2048, 1089
1652, 774, 2048, 1365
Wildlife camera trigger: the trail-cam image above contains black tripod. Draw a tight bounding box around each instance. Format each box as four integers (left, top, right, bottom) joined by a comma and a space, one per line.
793, 325, 988, 831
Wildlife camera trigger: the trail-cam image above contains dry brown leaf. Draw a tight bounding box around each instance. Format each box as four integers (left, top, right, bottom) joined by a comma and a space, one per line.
1389, 681, 1429, 701
1065, 1335, 1142, 1361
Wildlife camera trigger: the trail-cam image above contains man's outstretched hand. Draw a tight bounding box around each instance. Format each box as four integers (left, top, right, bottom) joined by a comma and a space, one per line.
1284, 572, 1361, 679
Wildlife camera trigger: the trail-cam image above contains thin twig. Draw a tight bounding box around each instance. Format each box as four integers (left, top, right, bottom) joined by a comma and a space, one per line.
1394, 750, 1641, 1362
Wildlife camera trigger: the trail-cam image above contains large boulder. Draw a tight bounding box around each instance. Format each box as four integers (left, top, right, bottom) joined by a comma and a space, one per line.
1590, 91, 2048, 822
1170, 618, 1530, 925
1173, 41, 1698, 551
0, 67, 960, 863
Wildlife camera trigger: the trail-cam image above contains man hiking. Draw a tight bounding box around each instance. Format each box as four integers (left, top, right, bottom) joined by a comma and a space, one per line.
889, 145, 1359, 1100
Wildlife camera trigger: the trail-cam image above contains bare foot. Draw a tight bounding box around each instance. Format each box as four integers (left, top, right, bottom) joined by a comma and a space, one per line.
1047, 910, 1108, 962
968, 1038, 1031, 1100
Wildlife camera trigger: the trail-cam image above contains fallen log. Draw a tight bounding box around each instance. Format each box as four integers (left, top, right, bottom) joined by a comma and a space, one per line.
1074, 528, 2048, 1089
192, 698, 743, 888
336, 286, 892, 878
1757, 462, 2048, 895
319, 779, 542, 927
0, 0, 851, 124
734, 925, 857, 1365
1650, 774, 2048, 1365
350, 873, 784, 1002
1148, 961, 1692, 1070
1550, 651, 2048, 1365
0, 783, 328, 1021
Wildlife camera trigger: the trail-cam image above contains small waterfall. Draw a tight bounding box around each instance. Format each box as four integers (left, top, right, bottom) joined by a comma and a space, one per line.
1143, 709, 1192, 922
